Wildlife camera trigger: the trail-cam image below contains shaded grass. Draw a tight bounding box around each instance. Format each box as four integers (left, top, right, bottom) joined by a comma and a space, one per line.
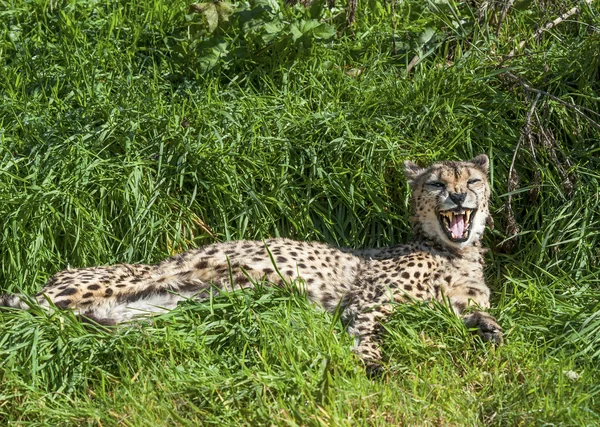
1, 0, 599, 424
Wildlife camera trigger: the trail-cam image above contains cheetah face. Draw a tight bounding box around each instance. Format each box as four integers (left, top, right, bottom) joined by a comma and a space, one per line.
403, 155, 491, 249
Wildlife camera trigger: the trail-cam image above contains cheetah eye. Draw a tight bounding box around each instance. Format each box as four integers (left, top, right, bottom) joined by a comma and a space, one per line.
467, 178, 482, 185
426, 181, 446, 189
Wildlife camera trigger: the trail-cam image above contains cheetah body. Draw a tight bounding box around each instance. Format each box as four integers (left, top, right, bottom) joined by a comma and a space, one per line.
1, 155, 502, 365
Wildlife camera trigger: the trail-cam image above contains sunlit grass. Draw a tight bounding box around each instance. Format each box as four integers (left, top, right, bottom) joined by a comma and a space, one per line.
1, 0, 599, 424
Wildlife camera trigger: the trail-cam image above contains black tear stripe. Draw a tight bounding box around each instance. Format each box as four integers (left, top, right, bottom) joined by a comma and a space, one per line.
469, 188, 478, 201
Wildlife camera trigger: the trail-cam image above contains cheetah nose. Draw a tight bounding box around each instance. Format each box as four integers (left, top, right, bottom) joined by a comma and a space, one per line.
449, 192, 467, 205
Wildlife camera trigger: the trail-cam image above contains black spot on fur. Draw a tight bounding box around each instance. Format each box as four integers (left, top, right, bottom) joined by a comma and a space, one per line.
104, 288, 113, 297
404, 284, 413, 291
80, 313, 117, 326
196, 260, 209, 269
401, 272, 410, 279
206, 248, 218, 255
297, 263, 307, 269
277, 256, 287, 263
118, 286, 159, 304
82, 292, 93, 298
56, 288, 77, 297
414, 272, 420, 279
322, 294, 334, 307
234, 275, 247, 285
178, 282, 207, 294
55, 299, 72, 309
454, 302, 466, 312
88, 284, 101, 290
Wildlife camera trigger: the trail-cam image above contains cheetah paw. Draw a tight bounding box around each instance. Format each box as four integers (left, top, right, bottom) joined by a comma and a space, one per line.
463, 311, 503, 345
365, 361, 384, 377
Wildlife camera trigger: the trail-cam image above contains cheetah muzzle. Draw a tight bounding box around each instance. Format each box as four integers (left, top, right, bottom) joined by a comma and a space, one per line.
1, 154, 502, 372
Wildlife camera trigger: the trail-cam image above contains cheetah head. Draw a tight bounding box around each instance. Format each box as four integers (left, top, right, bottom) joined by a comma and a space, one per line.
403, 155, 491, 250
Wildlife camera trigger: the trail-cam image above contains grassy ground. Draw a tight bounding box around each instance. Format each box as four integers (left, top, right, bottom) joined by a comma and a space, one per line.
1, 0, 599, 425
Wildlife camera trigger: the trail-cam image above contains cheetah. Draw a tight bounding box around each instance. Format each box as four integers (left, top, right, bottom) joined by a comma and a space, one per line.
1, 155, 502, 369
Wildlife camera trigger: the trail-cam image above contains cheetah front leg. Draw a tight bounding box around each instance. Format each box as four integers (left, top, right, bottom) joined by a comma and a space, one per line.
444, 281, 503, 344
342, 290, 391, 374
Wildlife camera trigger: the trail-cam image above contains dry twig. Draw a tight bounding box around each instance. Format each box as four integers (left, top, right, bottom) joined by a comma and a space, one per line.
344, 0, 357, 32
496, 0, 516, 38
502, 71, 600, 131
505, 0, 593, 59
502, 92, 541, 251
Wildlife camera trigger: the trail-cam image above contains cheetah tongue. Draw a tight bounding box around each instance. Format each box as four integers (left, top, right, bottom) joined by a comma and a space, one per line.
450, 214, 466, 239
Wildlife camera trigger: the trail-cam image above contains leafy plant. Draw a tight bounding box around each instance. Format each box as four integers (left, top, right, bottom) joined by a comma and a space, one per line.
184, 0, 336, 72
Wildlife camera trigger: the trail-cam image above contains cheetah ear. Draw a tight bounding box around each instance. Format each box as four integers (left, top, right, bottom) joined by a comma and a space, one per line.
403, 160, 425, 182
469, 154, 489, 175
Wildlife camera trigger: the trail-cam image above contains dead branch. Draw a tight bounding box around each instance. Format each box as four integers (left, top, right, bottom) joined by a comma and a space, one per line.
505, 0, 593, 59
535, 108, 575, 197
496, 0, 516, 38
502, 92, 540, 251
406, 54, 419, 74
391, 0, 398, 55
344, 0, 357, 32
502, 71, 600, 132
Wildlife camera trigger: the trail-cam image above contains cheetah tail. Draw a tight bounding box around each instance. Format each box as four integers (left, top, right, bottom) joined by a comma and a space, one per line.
0, 294, 29, 310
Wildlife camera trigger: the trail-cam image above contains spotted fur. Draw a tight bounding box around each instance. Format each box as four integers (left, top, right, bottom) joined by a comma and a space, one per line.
1, 155, 502, 368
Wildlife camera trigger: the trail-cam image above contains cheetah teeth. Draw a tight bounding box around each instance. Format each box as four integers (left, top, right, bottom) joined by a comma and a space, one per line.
439, 209, 472, 222
439, 209, 474, 240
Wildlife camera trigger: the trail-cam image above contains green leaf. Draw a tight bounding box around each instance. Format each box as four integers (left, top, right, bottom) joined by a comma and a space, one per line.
289, 20, 335, 42
417, 27, 436, 47
189, 1, 235, 33
309, 22, 335, 40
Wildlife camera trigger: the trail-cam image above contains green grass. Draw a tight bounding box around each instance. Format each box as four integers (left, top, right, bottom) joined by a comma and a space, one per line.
1, 0, 599, 424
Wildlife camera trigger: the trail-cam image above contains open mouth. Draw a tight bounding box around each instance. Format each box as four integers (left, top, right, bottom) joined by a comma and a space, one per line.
437, 209, 476, 242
